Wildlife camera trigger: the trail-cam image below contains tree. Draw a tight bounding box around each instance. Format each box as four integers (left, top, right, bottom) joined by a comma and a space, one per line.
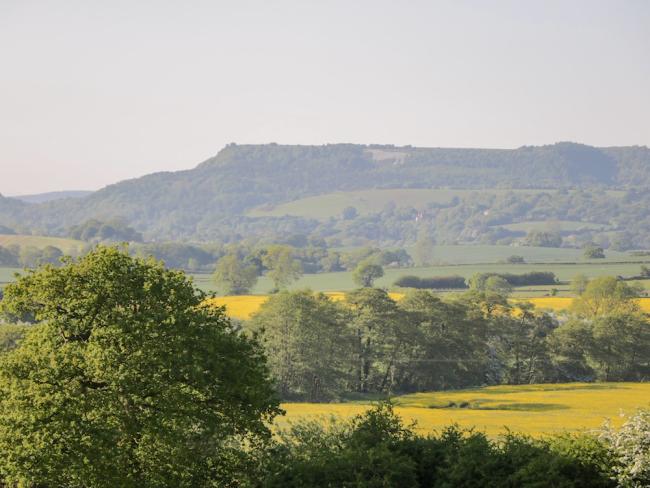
571, 274, 590, 296
506, 255, 525, 264
262, 245, 303, 291
640, 265, 650, 278
213, 253, 258, 294
584, 246, 605, 259
345, 289, 401, 393
413, 229, 435, 266
570, 277, 639, 319
0, 246, 280, 487
352, 259, 384, 288
341, 206, 358, 220
249, 291, 353, 401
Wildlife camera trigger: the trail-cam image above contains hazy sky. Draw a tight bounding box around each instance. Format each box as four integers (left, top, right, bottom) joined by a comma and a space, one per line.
1, 0, 649, 195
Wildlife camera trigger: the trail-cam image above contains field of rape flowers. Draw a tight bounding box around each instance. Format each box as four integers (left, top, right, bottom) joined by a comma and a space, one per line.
207, 294, 650, 319
279, 383, 650, 437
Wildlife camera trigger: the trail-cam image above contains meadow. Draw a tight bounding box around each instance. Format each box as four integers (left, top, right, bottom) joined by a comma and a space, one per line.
279, 383, 650, 437
246, 188, 624, 221
0, 234, 86, 255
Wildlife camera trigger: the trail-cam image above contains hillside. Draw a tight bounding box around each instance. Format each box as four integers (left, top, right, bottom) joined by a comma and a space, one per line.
10, 190, 93, 204
0, 142, 648, 243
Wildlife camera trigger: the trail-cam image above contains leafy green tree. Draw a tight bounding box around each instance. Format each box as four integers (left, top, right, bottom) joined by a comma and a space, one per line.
249, 291, 353, 401
584, 246, 605, 259
345, 289, 402, 393
352, 259, 384, 287
570, 276, 640, 318
262, 245, 303, 291
0, 246, 280, 487
399, 290, 488, 390
413, 229, 435, 266
213, 253, 258, 294
0, 324, 28, 354
571, 273, 590, 296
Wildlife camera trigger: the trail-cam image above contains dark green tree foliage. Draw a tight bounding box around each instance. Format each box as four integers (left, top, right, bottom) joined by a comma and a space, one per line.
394, 275, 467, 289
524, 230, 563, 247
584, 246, 606, 259
213, 253, 258, 294
0, 247, 280, 487
352, 259, 384, 287
398, 290, 488, 390
257, 403, 614, 487
69, 218, 143, 243
249, 291, 353, 401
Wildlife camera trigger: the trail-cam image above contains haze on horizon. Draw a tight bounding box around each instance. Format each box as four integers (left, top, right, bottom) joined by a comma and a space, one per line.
1, 0, 649, 195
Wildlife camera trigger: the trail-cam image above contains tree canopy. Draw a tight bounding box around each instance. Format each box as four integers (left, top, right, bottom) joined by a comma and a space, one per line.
0, 246, 280, 487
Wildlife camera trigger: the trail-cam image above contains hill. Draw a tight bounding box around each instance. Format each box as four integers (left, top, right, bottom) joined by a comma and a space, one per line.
10, 190, 93, 204
0, 142, 648, 244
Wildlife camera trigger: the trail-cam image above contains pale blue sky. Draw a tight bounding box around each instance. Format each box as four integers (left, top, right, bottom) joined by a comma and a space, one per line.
1, 0, 649, 194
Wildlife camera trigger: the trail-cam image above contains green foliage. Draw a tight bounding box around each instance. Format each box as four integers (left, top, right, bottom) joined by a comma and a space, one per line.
0, 323, 28, 353
213, 253, 259, 294
248, 291, 353, 401
256, 403, 614, 487
584, 246, 606, 259
352, 259, 384, 287
0, 246, 280, 487
394, 275, 467, 289
262, 245, 303, 291
525, 230, 563, 247
570, 276, 640, 318
69, 218, 143, 243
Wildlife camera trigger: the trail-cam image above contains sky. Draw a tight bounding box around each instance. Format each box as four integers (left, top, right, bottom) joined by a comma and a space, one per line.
1, 0, 649, 195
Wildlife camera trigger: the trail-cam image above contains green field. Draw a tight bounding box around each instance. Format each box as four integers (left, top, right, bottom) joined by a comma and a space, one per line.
2, 243, 648, 296
192, 259, 650, 295
0, 234, 86, 255
246, 188, 550, 220
496, 220, 611, 232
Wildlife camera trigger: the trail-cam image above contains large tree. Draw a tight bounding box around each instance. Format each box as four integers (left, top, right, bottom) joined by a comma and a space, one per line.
249, 291, 353, 401
0, 246, 280, 487
213, 253, 259, 294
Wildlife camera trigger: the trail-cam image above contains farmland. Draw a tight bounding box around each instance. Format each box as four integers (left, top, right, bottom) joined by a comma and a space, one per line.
0, 234, 86, 255
209, 294, 650, 319
246, 188, 625, 221
280, 383, 650, 437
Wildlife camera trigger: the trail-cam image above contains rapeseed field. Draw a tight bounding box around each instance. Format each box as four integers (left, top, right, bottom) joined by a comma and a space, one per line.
280, 383, 650, 437
208, 294, 650, 319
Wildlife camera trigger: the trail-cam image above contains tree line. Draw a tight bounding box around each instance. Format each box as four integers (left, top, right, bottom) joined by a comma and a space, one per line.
247, 277, 650, 402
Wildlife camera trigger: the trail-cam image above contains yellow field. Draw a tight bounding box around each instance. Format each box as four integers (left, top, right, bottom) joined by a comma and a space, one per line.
208, 293, 650, 320
280, 383, 650, 437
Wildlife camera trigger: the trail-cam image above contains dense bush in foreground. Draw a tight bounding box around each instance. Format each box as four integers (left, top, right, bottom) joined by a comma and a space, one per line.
255, 403, 617, 488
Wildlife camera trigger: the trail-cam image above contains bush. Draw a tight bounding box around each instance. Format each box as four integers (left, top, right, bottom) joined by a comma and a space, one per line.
257, 403, 614, 487
394, 275, 468, 289
470, 272, 558, 288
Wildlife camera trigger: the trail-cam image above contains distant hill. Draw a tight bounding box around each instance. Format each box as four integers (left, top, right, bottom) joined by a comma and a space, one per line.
0, 142, 648, 242
10, 190, 93, 204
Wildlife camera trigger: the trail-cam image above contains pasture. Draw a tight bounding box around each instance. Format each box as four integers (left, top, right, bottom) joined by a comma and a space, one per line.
192, 254, 650, 296
0, 234, 86, 255
280, 383, 650, 437
247, 188, 550, 220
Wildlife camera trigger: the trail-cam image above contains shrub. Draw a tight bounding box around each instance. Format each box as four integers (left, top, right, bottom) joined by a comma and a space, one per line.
394, 275, 467, 289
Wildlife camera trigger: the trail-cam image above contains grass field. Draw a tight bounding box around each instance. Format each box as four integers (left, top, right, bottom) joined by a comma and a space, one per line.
0, 234, 86, 255
247, 189, 552, 220
0, 267, 22, 289
496, 220, 610, 233
279, 383, 650, 437
191, 255, 650, 296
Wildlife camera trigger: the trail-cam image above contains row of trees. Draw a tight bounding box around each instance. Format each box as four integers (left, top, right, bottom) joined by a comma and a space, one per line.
248, 277, 650, 401
0, 244, 64, 267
